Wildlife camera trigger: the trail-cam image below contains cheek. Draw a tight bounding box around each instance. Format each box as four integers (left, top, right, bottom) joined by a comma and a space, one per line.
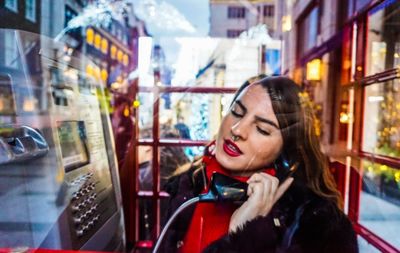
217, 116, 231, 138
249, 135, 283, 163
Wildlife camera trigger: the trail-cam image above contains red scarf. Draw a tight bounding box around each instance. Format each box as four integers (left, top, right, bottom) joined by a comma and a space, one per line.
179, 144, 276, 252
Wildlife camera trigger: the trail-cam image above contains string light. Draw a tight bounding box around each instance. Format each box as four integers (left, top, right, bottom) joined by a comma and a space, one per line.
133, 100, 140, 108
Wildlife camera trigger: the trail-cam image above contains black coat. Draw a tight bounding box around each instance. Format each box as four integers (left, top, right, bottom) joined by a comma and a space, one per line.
161, 166, 359, 253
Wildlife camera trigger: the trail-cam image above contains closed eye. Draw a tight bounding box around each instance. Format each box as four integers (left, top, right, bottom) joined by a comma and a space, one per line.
256, 126, 270, 136
230, 101, 246, 118
231, 109, 243, 117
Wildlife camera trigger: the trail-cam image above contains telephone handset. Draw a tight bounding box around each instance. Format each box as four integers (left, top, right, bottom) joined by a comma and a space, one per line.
274, 153, 298, 183
198, 161, 298, 203
199, 172, 248, 203
152, 168, 298, 253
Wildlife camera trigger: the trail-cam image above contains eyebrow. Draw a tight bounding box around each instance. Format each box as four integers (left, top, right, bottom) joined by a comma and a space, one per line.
235, 101, 280, 129
235, 100, 247, 113
255, 116, 280, 129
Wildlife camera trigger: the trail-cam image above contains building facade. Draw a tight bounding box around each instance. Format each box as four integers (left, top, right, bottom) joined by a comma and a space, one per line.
1, 0, 41, 33
209, 0, 277, 38
0, 0, 42, 77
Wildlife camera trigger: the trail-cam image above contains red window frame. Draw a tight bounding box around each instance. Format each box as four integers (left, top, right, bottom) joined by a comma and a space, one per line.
336, 1, 400, 251
125, 83, 237, 249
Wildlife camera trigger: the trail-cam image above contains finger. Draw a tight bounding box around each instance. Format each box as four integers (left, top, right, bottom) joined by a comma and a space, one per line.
268, 175, 279, 200
270, 176, 279, 195
247, 173, 263, 183
273, 177, 294, 203
259, 172, 279, 191
260, 175, 270, 203
247, 183, 254, 196
247, 174, 265, 202
259, 173, 279, 204
247, 181, 263, 201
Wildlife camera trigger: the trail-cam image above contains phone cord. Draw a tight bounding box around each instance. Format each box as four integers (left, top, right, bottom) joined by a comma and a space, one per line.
152, 196, 200, 253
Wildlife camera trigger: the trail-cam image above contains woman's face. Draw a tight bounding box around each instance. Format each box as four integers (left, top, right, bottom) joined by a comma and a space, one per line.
215, 84, 283, 175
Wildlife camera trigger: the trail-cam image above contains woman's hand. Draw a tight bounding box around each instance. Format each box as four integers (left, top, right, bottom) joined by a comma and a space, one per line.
229, 173, 294, 233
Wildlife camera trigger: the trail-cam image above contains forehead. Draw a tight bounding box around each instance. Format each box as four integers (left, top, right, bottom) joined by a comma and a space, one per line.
236, 84, 272, 109
235, 84, 280, 127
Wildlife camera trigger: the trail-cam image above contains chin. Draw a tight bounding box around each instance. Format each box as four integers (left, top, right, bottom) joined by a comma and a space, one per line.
215, 152, 242, 171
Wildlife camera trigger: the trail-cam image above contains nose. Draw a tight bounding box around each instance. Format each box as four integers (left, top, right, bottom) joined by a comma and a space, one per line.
230, 119, 248, 141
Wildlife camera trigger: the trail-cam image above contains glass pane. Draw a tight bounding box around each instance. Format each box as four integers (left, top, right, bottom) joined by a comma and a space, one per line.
138, 146, 153, 191
298, 6, 319, 58
357, 236, 381, 253
138, 198, 155, 242
137, 196, 175, 247
138, 92, 154, 139
159, 93, 235, 142
138, 145, 190, 191
159, 146, 190, 188
138, 143, 191, 241
359, 159, 400, 249
362, 80, 400, 158
366, 1, 400, 76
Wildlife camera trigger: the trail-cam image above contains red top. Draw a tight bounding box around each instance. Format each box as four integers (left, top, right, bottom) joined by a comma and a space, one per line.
179, 143, 275, 252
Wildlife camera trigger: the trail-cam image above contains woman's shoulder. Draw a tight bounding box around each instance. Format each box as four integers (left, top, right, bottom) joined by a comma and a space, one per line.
295, 194, 358, 253
283, 182, 344, 217
277, 183, 358, 252
300, 196, 348, 231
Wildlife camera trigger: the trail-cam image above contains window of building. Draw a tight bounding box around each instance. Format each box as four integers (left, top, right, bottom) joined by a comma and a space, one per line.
227, 7, 246, 19
365, 1, 400, 76
297, 6, 319, 58
347, 0, 373, 18
227, 29, 243, 38
263, 5, 274, 17
117, 28, 122, 41
25, 0, 36, 22
123, 33, 128, 45
5, 0, 18, 13
4, 32, 19, 69
111, 24, 116, 36
362, 79, 400, 159
358, 158, 400, 250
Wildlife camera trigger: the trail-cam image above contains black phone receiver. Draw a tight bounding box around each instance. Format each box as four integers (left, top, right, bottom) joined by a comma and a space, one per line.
274, 153, 298, 183
199, 172, 248, 203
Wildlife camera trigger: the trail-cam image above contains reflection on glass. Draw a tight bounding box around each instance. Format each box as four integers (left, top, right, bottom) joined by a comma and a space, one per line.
138, 93, 154, 139
0, 74, 16, 115
159, 145, 189, 186
359, 159, 400, 249
363, 80, 400, 158
366, 1, 400, 76
158, 93, 234, 142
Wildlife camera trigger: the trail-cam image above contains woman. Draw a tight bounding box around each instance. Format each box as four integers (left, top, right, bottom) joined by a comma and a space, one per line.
161, 76, 358, 253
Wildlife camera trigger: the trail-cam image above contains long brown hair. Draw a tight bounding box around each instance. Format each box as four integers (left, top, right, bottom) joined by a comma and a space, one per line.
232, 76, 342, 209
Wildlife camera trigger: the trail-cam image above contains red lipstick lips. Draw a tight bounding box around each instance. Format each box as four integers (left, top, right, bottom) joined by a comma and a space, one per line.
223, 139, 243, 157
